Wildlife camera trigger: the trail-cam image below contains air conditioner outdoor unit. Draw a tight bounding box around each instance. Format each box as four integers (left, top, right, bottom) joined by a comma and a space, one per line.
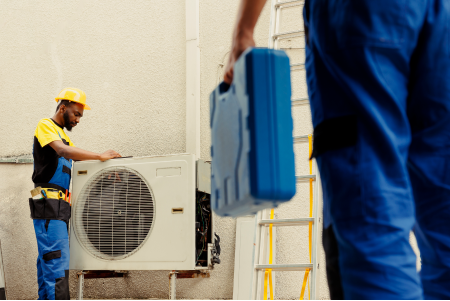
69, 154, 215, 271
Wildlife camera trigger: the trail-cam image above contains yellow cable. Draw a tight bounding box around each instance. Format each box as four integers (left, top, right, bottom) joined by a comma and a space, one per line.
263, 268, 274, 300
270, 208, 274, 265
264, 270, 269, 300
300, 135, 314, 300
264, 209, 275, 300
308, 273, 310, 300
269, 269, 274, 300
309, 134, 313, 174
308, 135, 313, 300
309, 178, 313, 261
269, 209, 274, 300
300, 268, 310, 300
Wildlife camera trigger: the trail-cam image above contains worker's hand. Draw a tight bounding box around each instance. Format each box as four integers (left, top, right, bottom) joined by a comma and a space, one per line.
224, 30, 255, 84
99, 150, 121, 161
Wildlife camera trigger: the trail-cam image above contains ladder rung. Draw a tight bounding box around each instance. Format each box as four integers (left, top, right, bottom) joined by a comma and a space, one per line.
255, 264, 313, 271
259, 218, 314, 227
292, 97, 309, 106
293, 135, 311, 143
291, 63, 305, 70
275, 0, 304, 8
273, 30, 304, 40
296, 175, 316, 182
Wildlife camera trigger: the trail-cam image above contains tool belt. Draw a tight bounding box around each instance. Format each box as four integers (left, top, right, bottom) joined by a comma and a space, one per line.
29, 183, 71, 223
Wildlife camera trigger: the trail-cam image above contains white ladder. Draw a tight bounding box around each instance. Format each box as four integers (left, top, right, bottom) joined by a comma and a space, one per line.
250, 0, 321, 299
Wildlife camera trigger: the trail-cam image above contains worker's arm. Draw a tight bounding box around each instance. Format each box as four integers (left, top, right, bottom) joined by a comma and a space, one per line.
224, 0, 267, 84
49, 140, 121, 162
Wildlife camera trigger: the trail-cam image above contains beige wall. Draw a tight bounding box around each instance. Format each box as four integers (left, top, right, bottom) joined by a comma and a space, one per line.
0, 0, 331, 299
0, 0, 187, 158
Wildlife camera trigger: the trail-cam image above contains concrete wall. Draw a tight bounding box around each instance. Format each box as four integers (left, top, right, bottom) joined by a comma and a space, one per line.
0, 0, 186, 158
0, 0, 331, 299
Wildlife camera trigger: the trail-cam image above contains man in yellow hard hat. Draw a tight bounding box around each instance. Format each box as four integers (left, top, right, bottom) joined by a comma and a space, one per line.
29, 88, 121, 300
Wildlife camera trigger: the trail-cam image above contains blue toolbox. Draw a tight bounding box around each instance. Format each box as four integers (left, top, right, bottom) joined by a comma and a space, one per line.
210, 48, 296, 217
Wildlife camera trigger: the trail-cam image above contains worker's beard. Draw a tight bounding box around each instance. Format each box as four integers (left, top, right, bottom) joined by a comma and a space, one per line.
63, 111, 73, 132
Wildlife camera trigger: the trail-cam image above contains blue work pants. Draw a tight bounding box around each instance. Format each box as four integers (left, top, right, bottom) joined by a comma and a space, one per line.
304, 0, 450, 299
34, 219, 70, 300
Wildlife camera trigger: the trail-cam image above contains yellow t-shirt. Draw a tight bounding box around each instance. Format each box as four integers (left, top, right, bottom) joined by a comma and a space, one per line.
32, 118, 75, 184
34, 118, 74, 148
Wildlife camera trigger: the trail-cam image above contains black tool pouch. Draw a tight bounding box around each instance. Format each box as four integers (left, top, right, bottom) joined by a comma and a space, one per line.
29, 197, 71, 223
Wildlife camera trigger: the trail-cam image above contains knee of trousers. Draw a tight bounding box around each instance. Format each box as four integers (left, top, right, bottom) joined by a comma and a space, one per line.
35, 220, 70, 300
331, 220, 421, 299
40, 252, 70, 300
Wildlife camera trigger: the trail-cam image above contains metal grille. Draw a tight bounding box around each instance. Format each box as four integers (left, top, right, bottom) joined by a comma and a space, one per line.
74, 166, 155, 260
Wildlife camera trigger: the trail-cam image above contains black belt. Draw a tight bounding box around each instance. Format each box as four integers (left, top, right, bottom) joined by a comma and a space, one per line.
34, 183, 67, 193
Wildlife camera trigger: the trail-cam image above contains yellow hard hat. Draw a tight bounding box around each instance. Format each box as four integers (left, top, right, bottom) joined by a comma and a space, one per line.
55, 87, 91, 110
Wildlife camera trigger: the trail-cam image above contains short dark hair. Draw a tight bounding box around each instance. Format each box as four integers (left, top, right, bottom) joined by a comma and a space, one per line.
56, 99, 73, 112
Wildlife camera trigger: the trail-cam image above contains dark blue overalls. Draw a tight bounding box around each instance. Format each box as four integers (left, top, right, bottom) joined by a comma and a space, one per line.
30, 132, 72, 300
304, 0, 450, 299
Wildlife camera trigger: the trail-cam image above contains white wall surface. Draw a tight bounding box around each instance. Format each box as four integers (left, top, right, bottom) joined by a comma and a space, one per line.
0, 0, 187, 158
0, 0, 333, 299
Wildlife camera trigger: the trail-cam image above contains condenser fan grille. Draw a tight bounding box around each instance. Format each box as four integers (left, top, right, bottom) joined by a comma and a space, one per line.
75, 166, 155, 260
